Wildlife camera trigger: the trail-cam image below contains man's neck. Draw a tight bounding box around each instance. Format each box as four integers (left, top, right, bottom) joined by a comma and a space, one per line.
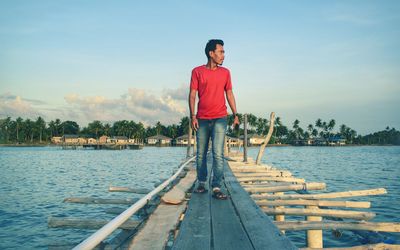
206, 60, 218, 70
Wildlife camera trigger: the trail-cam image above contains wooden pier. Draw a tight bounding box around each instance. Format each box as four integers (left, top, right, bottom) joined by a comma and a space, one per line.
48, 113, 400, 250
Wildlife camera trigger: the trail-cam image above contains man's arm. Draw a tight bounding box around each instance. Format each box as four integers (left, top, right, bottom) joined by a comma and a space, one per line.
188, 89, 199, 131
226, 89, 240, 126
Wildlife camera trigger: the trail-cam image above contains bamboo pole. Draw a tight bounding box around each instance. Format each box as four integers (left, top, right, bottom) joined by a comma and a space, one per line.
48, 217, 141, 230
63, 197, 139, 205
274, 192, 285, 234
234, 172, 292, 178
238, 176, 305, 183
306, 205, 323, 248
245, 182, 326, 194
252, 188, 387, 200
300, 243, 400, 250
108, 186, 151, 194
232, 168, 290, 173
257, 199, 370, 208
256, 112, 275, 165
274, 221, 400, 232
233, 170, 292, 176
230, 165, 273, 170
262, 207, 375, 220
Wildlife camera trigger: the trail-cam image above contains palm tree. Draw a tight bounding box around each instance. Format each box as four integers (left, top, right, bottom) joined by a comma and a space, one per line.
35, 116, 46, 143
15, 117, 23, 143
307, 124, 314, 139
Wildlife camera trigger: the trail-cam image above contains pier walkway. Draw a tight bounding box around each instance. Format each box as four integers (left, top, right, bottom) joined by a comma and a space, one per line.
172, 156, 296, 250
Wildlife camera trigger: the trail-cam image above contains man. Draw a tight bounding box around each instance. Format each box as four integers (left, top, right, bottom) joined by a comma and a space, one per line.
188, 39, 240, 200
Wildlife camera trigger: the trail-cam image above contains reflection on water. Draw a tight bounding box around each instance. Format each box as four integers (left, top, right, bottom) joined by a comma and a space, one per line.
0, 146, 399, 249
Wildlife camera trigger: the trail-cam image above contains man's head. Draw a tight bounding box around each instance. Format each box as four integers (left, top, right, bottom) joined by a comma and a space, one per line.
205, 39, 225, 65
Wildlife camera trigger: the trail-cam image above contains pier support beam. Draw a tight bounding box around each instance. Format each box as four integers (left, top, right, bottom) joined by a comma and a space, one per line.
306, 205, 323, 248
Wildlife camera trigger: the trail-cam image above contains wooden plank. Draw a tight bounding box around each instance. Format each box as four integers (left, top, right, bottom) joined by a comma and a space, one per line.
108, 186, 151, 194
172, 181, 211, 250
232, 169, 292, 175
256, 199, 370, 208
252, 188, 387, 200
225, 161, 297, 250
234, 172, 292, 178
126, 168, 196, 250
274, 221, 400, 232
300, 242, 400, 250
238, 176, 305, 183
48, 216, 141, 230
210, 182, 254, 250
245, 182, 326, 194
262, 207, 375, 220
161, 169, 197, 204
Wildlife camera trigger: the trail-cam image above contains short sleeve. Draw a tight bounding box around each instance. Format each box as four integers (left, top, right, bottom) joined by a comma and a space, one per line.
190, 69, 198, 90
225, 70, 232, 91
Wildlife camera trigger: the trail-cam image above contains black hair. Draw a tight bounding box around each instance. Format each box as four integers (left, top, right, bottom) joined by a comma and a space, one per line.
205, 39, 224, 59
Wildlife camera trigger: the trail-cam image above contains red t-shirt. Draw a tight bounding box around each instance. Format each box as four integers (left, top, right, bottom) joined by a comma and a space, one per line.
190, 65, 232, 119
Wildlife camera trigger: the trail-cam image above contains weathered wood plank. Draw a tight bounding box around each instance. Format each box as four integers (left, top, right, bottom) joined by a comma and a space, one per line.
238, 176, 305, 183
252, 188, 387, 200
245, 182, 326, 194
274, 221, 400, 232
256, 199, 370, 208
300, 242, 400, 250
225, 162, 297, 250
172, 182, 211, 250
262, 207, 375, 220
210, 182, 253, 250
126, 169, 196, 250
161, 169, 196, 204
234, 172, 292, 178
108, 186, 151, 194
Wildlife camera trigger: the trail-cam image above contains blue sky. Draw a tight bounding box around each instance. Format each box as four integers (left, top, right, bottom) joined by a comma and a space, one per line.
0, 1, 399, 134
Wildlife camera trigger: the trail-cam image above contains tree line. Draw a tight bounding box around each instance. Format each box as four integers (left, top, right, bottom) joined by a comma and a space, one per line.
0, 115, 399, 145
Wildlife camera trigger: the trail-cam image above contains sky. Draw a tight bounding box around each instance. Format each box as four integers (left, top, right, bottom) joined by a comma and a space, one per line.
0, 1, 399, 134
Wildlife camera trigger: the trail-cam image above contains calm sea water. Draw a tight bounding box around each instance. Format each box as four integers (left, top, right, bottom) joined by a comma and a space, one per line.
0, 146, 399, 249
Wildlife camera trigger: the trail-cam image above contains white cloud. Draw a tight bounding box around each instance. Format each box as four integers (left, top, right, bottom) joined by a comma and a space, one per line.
64, 87, 187, 126
0, 93, 44, 118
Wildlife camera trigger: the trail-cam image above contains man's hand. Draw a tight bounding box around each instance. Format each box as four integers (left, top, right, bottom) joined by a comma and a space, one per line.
191, 116, 199, 131
233, 115, 240, 129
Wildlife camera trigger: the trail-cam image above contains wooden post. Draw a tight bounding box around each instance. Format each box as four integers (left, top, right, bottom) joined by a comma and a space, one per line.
256, 112, 275, 165
306, 205, 323, 248
274, 192, 285, 234
243, 114, 248, 163
187, 124, 192, 158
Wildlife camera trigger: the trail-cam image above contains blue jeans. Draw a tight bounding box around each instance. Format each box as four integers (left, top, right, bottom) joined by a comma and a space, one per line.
196, 117, 227, 189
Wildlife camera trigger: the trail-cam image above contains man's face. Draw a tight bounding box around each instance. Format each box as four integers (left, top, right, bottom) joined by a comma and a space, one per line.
210, 44, 225, 65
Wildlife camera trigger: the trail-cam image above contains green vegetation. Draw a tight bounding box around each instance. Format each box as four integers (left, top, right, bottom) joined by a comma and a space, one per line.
0, 115, 399, 145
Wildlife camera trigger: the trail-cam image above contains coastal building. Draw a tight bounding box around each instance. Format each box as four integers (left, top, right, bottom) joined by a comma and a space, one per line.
226, 136, 242, 147
146, 135, 172, 146
175, 134, 195, 146
239, 134, 265, 146
61, 134, 79, 144
51, 136, 62, 144
109, 136, 129, 144
87, 138, 97, 144
328, 135, 346, 146
99, 135, 109, 144
77, 137, 87, 144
